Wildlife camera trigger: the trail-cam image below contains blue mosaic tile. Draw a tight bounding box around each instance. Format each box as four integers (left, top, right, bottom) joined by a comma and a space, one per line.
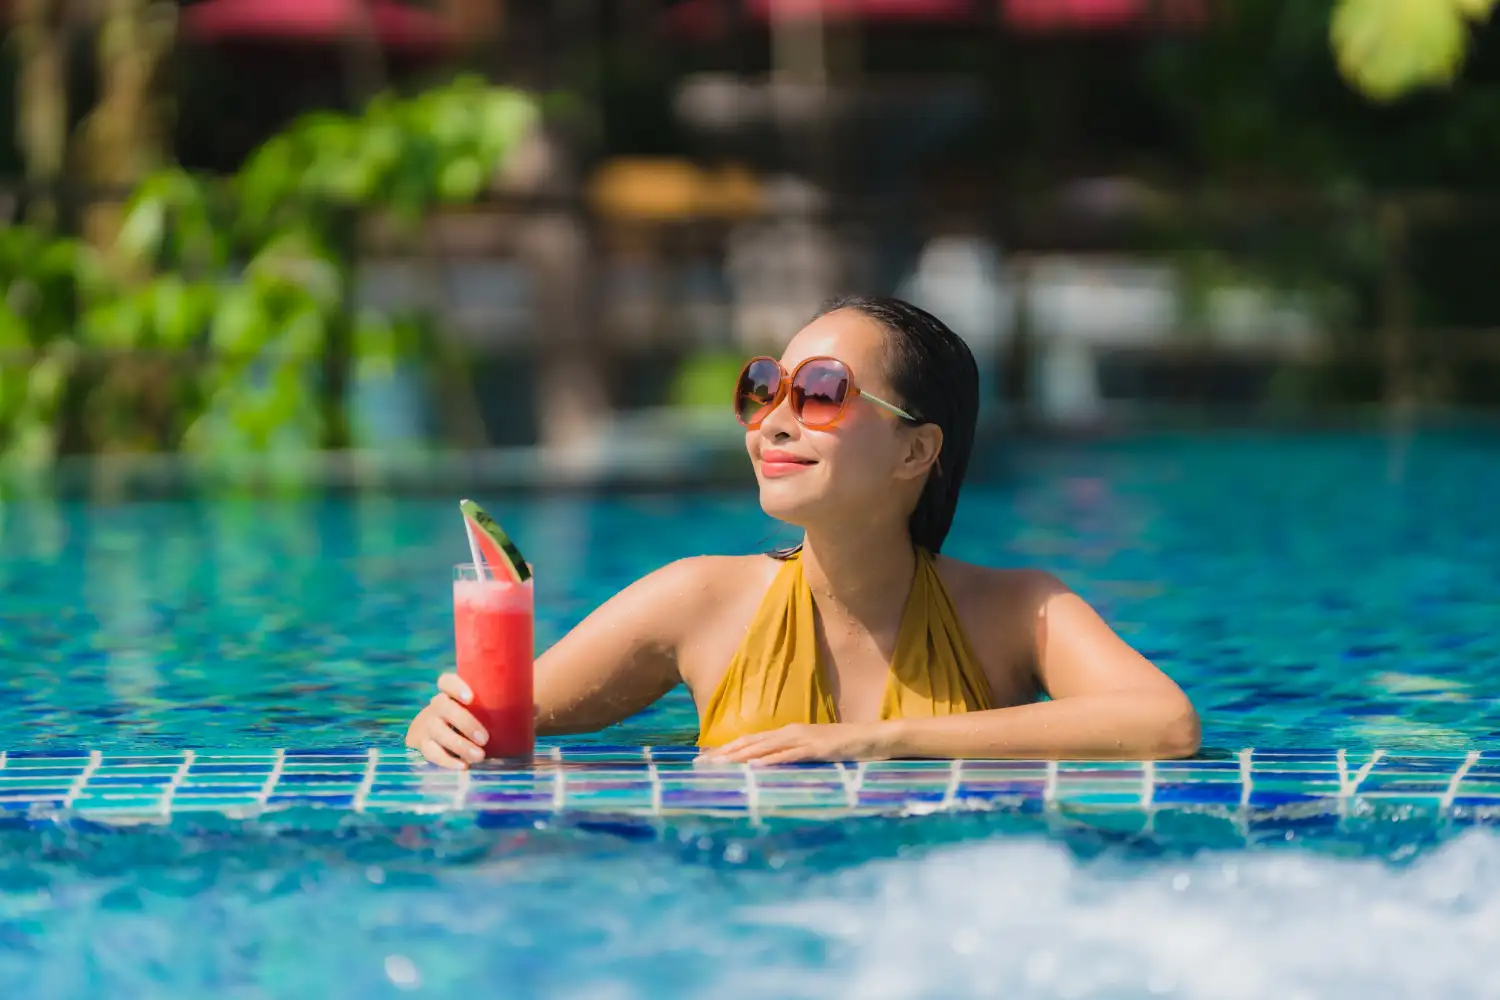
267, 794, 356, 807
4, 750, 90, 759
957, 781, 1045, 795
0, 799, 65, 812
87, 775, 172, 787
1155, 761, 1240, 773
0, 767, 86, 778
1153, 784, 1241, 805
0, 775, 86, 788
0, 791, 73, 803
1248, 790, 1321, 807
662, 789, 746, 806
68, 795, 165, 812
1057, 792, 1142, 806
169, 795, 261, 809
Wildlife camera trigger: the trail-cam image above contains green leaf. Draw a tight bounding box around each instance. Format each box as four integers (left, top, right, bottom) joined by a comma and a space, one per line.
1331, 0, 1470, 101
150, 276, 214, 349
353, 312, 397, 376
25, 352, 68, 413
278, 306, 326, 363
247, 233, 343, 311
0, 368, 28, 424
210, 285, 270, 361
0, 301, 34, 350
117, 194, 167, 263
6, 417, 57, 466
437, 157, 485, 202
80, 298, 147, 350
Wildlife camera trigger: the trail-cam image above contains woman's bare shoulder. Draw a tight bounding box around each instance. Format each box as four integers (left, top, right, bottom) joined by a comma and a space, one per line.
631, 554, 779, 623
934, 556, 1071, 610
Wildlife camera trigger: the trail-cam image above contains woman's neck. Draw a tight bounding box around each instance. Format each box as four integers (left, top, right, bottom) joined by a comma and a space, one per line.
798, 522, 918, 628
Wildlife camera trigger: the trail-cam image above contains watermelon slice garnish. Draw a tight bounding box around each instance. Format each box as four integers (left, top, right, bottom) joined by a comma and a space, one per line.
459, 499, 532, 583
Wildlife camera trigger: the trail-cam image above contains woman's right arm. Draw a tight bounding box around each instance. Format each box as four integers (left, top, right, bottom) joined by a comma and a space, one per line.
405, 557, 723, 768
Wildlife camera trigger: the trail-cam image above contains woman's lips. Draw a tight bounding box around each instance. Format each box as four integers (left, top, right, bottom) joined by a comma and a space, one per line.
760, 451, 816, 478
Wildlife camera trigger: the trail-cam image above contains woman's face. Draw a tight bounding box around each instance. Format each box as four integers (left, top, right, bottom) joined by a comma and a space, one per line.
744, 309, 941, 533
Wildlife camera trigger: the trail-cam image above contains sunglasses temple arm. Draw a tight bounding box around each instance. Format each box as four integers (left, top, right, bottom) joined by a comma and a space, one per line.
863, 392, 918, 423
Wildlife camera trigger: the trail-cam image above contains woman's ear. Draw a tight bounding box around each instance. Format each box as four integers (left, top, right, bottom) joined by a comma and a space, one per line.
896, 424, 944, 482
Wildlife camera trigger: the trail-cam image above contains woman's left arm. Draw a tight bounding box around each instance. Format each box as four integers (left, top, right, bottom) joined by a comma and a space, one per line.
702, 576, 1200, 764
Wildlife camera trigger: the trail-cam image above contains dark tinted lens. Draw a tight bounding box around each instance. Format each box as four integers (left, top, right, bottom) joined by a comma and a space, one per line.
792, 360, 851, 427
735, 359, 782, 425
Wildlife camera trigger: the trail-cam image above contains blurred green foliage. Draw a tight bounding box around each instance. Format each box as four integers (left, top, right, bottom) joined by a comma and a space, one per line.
1333, 0, 1496, 101
0, 77, 535, 468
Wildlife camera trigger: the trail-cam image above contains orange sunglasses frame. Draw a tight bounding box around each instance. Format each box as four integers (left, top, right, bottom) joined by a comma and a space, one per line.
734, 355, 919, 430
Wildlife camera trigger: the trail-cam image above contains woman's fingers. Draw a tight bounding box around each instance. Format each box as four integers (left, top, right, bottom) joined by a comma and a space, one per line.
713, 733, 796, 763
424, 718, 484, 764
747, 748, 809, 767
437, 672, 473, 705
708, 730, 777, 758
429, 693, 488, 747
420, 736, 467, 770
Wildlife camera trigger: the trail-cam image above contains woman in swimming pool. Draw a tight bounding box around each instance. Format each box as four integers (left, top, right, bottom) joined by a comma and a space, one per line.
407, 296, 1199, 768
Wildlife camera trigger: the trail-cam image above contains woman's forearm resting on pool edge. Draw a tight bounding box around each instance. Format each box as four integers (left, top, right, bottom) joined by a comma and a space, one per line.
885, 690, 1200, 760
700, 689, 1201, 763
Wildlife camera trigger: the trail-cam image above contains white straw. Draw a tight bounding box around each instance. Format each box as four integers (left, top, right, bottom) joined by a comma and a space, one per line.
460, 499, 487, 579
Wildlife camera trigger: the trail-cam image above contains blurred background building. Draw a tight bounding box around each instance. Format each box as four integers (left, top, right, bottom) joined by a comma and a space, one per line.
2, 0, 1498, 491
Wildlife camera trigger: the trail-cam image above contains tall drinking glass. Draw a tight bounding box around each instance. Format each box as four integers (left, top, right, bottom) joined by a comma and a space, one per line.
453, 564, 534, 759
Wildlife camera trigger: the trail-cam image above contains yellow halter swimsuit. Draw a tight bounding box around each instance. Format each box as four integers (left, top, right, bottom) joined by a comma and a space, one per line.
697, 548, 994, 748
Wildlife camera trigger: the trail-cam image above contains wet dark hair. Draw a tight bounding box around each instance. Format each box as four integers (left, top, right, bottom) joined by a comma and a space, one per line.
771, 294, 980, 556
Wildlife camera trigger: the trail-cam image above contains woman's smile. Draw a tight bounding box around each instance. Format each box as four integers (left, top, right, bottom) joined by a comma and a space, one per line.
759, 449, 818, 478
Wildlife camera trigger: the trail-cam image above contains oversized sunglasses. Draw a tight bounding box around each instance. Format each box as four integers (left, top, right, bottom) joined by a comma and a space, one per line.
734, 355, 919, 430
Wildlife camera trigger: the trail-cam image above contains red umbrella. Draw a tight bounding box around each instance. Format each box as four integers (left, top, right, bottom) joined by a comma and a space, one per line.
180, 0, 455, 53
1002, 0, 1207, 33
742, 0, 974, 21
667, 0, 973, 38
669, 0, 1207, 35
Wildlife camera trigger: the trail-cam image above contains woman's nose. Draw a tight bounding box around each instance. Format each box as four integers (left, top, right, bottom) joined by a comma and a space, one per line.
759, 390, 799, 439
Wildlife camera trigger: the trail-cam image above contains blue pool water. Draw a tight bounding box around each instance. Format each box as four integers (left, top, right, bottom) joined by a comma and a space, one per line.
3, 430, 1500, 997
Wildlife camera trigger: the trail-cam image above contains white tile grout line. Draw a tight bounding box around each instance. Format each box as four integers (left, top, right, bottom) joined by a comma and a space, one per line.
1140, 760, 1157, 835
160, 751, 196, 817
1441, 750, 1482, 813
741, 763, 762, 827
63, 751, 103, 809
1338, 748, 1385, 818
551, 746, 566, 813
1238, 749, 1255, 809
256, 749, 287, 810
1238, 748, 1255, 835
833, 762, 857, 808
452, 763, 472, 811
1350, 749, 1385, 790
353, 749, 379, 813
940, 759, 963, 811
643, 746, 662, 817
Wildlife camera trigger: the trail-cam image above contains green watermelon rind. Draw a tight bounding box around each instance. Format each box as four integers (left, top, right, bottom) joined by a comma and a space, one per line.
459, 498, 532, 583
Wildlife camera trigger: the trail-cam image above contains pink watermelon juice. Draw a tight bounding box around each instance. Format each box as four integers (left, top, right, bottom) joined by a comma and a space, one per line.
453, 566, 534, 759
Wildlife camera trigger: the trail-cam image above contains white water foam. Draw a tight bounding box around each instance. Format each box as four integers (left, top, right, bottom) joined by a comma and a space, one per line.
738, 828, 1500, 1000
